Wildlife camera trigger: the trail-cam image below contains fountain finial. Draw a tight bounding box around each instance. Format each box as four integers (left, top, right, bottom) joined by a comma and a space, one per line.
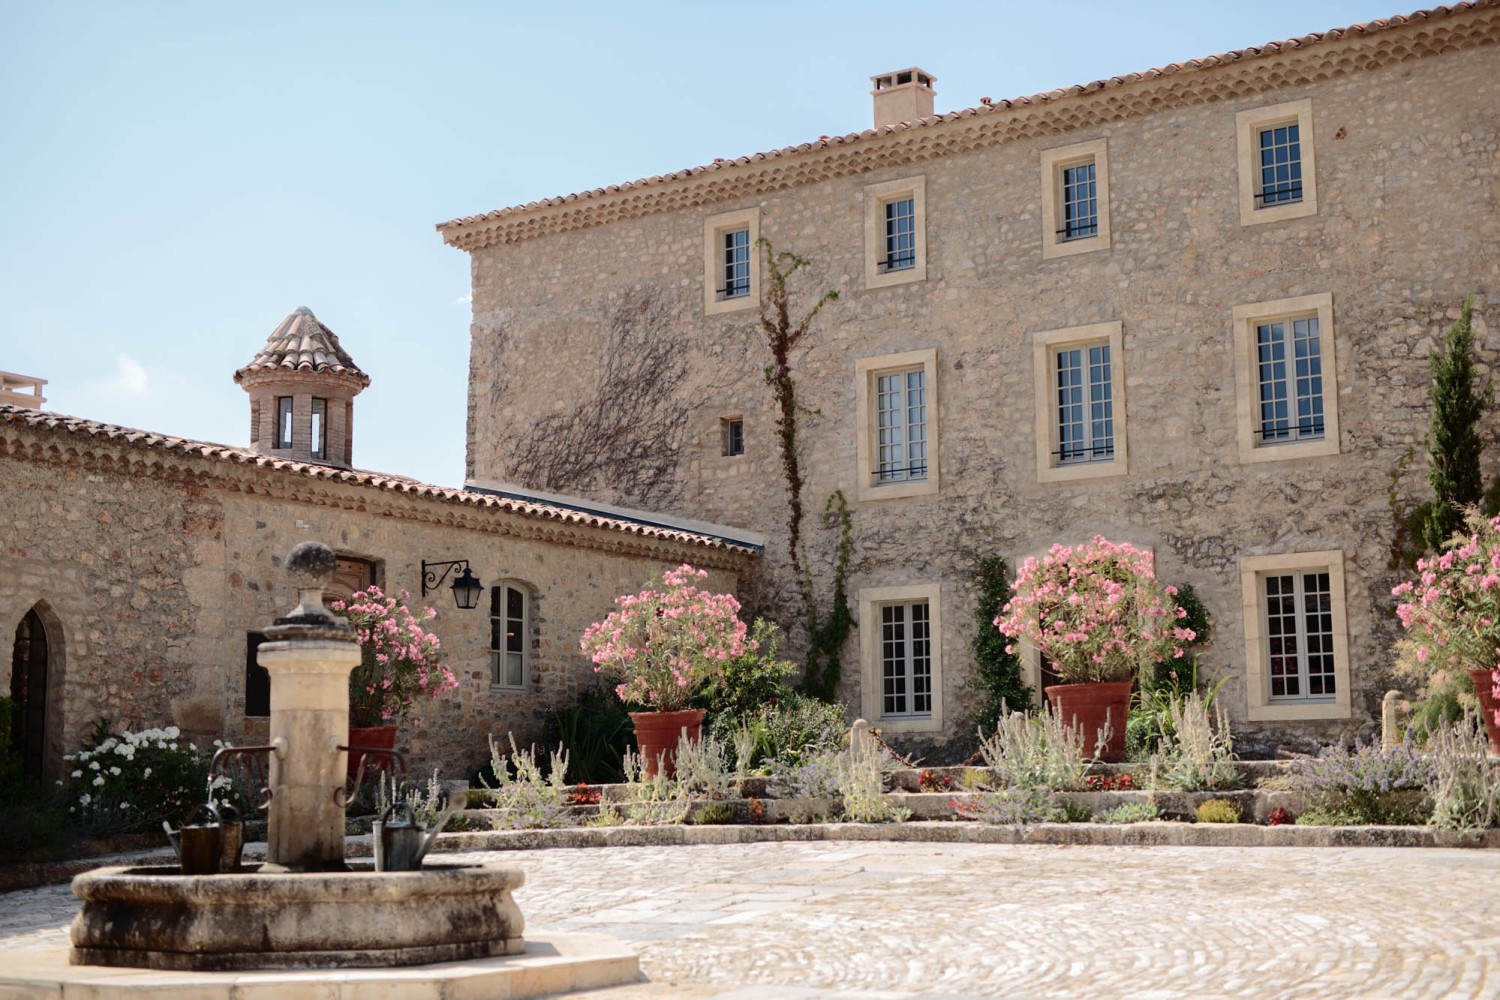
265, 541, 354, 639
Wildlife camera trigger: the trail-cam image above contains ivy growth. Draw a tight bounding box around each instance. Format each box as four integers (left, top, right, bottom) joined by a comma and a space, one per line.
963, 555, 1030, 736
801, 491, 855, 701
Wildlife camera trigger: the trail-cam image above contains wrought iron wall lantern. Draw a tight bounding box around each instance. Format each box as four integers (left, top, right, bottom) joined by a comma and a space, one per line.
420, 559, 484, 611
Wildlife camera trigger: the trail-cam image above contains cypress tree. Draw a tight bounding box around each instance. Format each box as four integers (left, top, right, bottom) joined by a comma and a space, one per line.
1424, 295, 1484, 551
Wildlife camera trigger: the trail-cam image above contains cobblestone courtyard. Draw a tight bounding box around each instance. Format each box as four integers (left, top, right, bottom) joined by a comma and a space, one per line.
3, 840, 1497, 998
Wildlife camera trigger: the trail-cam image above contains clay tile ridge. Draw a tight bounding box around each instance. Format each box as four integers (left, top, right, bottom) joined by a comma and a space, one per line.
233, 306, 372, 387
435, 1, 1495, 237
0, 404, 755, 555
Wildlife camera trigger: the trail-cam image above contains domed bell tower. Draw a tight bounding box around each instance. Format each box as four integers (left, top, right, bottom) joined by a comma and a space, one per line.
234, 307, 370, 468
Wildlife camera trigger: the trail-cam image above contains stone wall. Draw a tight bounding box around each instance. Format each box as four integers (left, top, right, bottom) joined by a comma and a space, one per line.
462, 32, 1500, 753
0, 422, 750, 781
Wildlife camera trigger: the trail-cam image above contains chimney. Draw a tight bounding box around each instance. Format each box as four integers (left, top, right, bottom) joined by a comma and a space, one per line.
870, 68, 936, 128
0, 372, 47, 410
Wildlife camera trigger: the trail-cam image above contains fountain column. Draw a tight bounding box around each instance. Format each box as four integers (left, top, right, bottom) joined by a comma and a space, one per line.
257, 541, 361, 872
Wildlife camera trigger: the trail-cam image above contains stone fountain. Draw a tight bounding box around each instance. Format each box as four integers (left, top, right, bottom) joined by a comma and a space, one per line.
67, 541, 529, 971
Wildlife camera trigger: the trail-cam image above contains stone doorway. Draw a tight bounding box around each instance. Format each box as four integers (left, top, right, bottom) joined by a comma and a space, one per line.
10, 608, 49, 779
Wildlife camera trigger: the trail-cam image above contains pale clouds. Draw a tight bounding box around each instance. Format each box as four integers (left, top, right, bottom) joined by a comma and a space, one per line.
104, 354, 149, 396
455, 292, 472, 305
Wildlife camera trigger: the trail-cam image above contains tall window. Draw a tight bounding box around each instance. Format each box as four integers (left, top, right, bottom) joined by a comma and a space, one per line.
1255, 315, 1323, 444
310, 398, 328, 460
1263, 570, 1336, 702
882, 197, 916, 273
244, 632, 270, 718
1055, 343, 1113, 463
490, 584, 527, 688
875, 368, 926, 483
1060, 160, 1098, 240
721, 417, 744, 457
275, 396, 294, 449
880, 601, 932, 719
1256, 122, 1303, 208
721, 228, 751, 300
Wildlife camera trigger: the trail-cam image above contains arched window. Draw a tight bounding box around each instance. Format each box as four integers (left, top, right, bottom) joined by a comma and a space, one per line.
10, 608, 49, 779
489, 584, 530, 689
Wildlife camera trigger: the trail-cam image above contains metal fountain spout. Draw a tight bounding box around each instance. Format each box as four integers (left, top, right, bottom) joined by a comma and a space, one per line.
256, 540, 362, 872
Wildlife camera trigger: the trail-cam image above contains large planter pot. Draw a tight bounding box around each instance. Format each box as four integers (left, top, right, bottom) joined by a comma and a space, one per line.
629, 709, 705, 778
1467, 669, 1500, 753
1044, 681, 1132, 763
346, 724, 398, 781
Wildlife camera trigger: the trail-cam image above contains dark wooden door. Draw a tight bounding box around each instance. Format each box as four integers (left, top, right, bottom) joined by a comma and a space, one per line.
10, 609, 48, 779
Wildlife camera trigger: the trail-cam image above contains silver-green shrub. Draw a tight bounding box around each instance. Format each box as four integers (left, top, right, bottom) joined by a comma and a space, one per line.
976, 710, 1089, 791
1426, 718, 1500, 832
480, 734, 570, 830
1147, 692, 1241, 792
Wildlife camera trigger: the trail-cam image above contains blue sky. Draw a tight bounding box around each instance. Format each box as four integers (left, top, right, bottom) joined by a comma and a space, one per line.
1, 0, 1403, 486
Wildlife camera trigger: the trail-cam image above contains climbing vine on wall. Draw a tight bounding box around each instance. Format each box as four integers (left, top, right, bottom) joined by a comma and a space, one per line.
755, 239, 852, 697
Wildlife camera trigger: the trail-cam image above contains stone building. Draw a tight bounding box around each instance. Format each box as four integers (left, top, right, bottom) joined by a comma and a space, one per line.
0, 308, 756, 781
439, 3, 1500, 753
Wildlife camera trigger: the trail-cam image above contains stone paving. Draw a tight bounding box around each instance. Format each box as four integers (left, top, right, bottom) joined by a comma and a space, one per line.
3, 840, 1498, 998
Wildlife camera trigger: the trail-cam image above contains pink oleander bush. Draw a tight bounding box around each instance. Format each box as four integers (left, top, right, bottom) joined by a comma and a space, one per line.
334, 586, 456, 727
580, 564, 753, 712
1391, 509, 1500, 727
994, 536, 1195, 685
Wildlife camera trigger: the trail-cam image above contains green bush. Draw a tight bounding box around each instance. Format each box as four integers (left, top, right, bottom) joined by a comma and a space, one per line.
962, 556, 1029, 737
1096, 801, 1159, 824
60, 721, 211, 835
700, 618, 796, 718
539, 682, 634, 784
1194, 798, 1241, 824
707, 694, 847, 773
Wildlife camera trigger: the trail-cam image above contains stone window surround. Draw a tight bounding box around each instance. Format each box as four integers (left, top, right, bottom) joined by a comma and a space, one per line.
703, 207, 760, 316
863, 176, 927, 289
1232, 292, 1339, 465
858, 582, 944, 734
1040, 137, 1112, 260
489, 580, 532, 691
854, 348, 940, 501
1235, 98, 1318, 226
1031, 320, 1128, 483
1239, 549, 1352, 722
720, 415, 745, 458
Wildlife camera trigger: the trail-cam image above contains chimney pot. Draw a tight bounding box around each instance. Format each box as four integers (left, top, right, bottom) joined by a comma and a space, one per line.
870, 67, 936, 128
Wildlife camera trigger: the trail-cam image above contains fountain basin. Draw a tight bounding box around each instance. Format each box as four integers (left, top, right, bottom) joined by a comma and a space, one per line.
69, 862, 525, 971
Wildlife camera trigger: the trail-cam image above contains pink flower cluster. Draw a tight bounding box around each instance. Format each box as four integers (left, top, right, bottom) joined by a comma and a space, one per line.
994, 536, 1194, 685
580, 564, 753, 712
1391, 515, 1500, 726
333, 586, 456, 728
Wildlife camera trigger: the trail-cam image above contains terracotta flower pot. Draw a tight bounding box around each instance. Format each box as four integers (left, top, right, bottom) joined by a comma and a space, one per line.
1467, 669, 1500, 753
629, 709, 705, 778
1044, 680, 1133, 763
346, 724, 398, 781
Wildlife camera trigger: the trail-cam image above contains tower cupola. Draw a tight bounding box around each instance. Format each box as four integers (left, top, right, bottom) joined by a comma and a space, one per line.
233, 307, 370, 468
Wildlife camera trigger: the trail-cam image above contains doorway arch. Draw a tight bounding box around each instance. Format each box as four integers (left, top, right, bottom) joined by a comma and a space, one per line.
10, 608, 49, 780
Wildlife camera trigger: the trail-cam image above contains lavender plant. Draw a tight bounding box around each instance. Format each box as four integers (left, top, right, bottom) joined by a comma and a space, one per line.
951, 786, 1065, 825
1289, 735, 1432, 825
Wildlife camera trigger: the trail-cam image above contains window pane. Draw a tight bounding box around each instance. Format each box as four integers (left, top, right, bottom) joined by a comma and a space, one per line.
722, 228, 751, 299
1060, 160, 1098, 239
881, 604, 907, 715
1056, 343, 1112, 463
875, 368, 926, 483
1257, 123, 1302, 206
883, 197, 915, 271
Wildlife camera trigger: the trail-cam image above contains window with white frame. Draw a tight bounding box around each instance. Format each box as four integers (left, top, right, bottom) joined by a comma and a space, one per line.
855, 348, 940, 499
1233, 293, 1338, 464
1235, 99, 1317, 225
863, 176, 926, 288
1031, 321, 1127, 482
1240, 550, 1351, 722
1041, 138, 1111, 259
721, 416, 744, 457
703, 208, 759, 314
879, 600, 932, 718
489, 583, 528, 689
859, 583, 943, 732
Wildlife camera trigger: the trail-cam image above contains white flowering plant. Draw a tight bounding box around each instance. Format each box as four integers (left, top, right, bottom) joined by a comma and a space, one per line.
58, 721, 213, 835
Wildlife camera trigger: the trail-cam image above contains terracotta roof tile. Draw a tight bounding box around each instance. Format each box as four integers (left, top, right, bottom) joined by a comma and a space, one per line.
436, 1, 1495, 237
0, 405, 757, 556
233, 307, 370, 387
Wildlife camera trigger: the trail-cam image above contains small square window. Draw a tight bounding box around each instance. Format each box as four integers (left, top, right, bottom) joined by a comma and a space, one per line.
1041, 138, 1111, 259
721, 417, 744, 457
1236, 99, 1317, 226
864, 177, 926, 288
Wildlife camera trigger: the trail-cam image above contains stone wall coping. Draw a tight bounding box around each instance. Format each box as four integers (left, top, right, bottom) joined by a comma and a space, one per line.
0, 404, 758, 568
436, 2, 1499, 252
